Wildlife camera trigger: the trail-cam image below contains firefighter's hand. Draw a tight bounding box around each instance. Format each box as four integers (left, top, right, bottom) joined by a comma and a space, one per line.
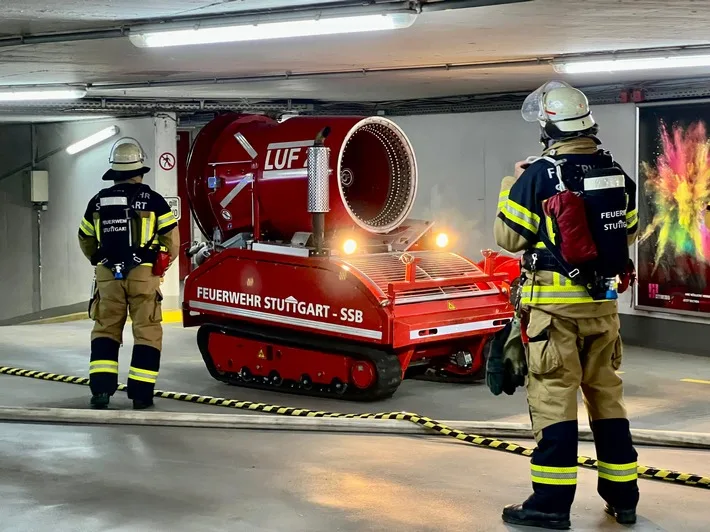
514, 160, 530, 179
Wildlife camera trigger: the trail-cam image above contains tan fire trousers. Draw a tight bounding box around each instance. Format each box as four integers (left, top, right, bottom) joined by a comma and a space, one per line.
89, 265, 164, 351
524, 307, 627, 441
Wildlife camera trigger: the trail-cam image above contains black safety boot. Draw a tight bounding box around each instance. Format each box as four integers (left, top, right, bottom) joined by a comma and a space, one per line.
502, 503, 571, 530
90, 393, 110, 410
605, 504, 637, 524
132, 398, 154, 410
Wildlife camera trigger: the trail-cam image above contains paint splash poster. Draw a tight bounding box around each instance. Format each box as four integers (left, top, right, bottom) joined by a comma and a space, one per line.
637, 103, 710, 315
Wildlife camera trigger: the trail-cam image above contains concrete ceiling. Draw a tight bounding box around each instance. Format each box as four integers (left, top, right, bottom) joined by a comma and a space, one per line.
1, 0, 710, 106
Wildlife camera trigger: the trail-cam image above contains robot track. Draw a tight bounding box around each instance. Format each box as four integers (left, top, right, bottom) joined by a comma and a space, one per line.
197, 321, 403, 402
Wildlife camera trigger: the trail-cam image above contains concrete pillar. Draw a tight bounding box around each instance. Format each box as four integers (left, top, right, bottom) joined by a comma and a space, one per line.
151, 113, 181, 309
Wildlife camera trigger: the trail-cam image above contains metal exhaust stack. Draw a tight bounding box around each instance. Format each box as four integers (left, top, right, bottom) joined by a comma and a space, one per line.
307, 126, 331, 256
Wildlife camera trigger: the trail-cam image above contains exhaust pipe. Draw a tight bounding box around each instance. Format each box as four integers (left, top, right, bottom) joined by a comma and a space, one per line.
307, 126, 331, 256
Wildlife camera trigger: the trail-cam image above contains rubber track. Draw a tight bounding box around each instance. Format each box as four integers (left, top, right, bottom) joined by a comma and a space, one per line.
197, 322, 402, 402
1, 365, 709, 490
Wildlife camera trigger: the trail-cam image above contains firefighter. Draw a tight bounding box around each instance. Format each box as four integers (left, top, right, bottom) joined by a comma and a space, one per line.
78, 138, 180, 410
494, 81, 640, 530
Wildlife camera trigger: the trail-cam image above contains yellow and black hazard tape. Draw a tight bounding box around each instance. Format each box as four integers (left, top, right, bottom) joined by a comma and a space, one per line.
2, 365, 709, 490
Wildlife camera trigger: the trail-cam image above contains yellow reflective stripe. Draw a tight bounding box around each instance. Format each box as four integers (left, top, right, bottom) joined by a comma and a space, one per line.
598, 461, 638, 471
598, 460, 638, 482
534, 241, 547, 249
626, 208, 638, 229
501, 199, 540, 234
545, 215, 556, 244
128, 375, 156, 384
89, 360, 119, 375
498, 190, 509, 212
157, 212, 176, 230
94, 218, 101, 243
531, 464, 577, 485
531, 465, 578, 474
598, 461, 638, 482
131, 367, 158, 376
141, 217, 150, 246
522, 285, 592, 293
553, 271, 573, 287
521, 285, 596, 304
149, 212, 156, 241
80, 218, 95, 236
90, 360, 118, 367
128, 366, 158, 384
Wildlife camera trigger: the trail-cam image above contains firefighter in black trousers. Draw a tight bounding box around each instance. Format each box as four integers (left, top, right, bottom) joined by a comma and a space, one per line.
78, 138, 179, 410
492, 81, 640, 529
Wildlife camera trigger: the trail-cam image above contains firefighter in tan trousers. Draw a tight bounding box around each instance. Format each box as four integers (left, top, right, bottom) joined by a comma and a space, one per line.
493, 81, 640, 530
78, 138, 180, 410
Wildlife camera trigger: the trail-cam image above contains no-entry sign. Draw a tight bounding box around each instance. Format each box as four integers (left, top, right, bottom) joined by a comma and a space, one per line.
159, 152, 176, 171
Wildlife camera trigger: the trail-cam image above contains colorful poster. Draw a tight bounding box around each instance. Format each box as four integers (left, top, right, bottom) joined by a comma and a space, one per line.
636, 103, 710, 315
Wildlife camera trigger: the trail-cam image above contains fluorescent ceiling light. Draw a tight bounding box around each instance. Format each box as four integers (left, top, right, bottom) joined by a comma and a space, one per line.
554, 53, 710, 74
66, 126, 120, 155
129, 13, 417, 48
0, 88, 86, 102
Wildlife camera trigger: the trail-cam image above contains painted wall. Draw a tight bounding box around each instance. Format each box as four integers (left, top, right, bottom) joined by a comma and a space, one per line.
0, 116, 159, 322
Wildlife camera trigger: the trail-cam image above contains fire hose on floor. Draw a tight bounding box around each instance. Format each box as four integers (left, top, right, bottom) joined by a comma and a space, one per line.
1, 365, 709, 490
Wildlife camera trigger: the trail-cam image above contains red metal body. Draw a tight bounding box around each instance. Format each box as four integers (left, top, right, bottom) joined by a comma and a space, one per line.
186, 113, 417, 244
183, 247, 514, 398
183, 113, 517, 400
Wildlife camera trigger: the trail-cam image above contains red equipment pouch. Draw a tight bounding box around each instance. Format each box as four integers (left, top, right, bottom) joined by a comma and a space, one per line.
543, 191, 598, 265
152, 250, 171, 277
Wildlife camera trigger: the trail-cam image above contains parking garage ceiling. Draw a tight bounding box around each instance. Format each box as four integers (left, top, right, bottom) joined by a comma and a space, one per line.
2, 0, 710, 118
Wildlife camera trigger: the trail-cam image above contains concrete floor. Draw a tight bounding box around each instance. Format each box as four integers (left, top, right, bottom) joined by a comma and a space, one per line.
0, 321, 709, 431
1, 321, 709, 531
1, 424, 710, 532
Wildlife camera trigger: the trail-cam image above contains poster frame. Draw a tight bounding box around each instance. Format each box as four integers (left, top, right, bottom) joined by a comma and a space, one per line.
633, 98, 710, 317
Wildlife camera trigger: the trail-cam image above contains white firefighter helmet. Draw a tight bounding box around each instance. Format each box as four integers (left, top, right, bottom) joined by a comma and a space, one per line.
521, 80, 595, 133
103, 137, 151, 180
110, 138, 146, 171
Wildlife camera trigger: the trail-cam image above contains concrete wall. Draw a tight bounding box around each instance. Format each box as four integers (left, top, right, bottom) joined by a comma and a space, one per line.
0, 126, 34, 321
0, 117, 157, 322
392, 104, 710, 355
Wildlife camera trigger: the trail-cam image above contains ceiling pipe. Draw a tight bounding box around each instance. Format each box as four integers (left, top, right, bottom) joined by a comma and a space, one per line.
420, 0, 531, 11
84, 57, 550, 92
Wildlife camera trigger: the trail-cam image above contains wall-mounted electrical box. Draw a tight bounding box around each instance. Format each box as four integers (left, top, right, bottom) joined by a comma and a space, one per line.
31, 170, 49, 204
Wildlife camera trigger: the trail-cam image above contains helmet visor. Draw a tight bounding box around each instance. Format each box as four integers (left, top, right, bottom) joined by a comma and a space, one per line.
109, 137, 146, 164
521, 80, 572, 123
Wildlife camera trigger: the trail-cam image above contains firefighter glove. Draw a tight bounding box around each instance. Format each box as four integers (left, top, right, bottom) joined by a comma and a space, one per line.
485, 321, 511, 396
501, 317, 527, 395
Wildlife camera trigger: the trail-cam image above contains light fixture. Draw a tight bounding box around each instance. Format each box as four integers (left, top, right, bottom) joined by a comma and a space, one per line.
553, 52, 710, 74
435, 233, 449, 248
66, 126, 120, 155
0, 87, 86, 102
342, 239, 358, 255
129, 13, 417, 48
